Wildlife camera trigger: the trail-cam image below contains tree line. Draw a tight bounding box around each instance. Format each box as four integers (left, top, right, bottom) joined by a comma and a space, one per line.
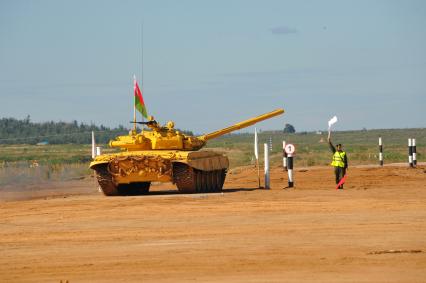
0, 116, 195, 145
0, 116, 128, 145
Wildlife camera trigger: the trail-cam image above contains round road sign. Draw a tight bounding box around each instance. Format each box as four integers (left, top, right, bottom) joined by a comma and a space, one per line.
285, 143, 296, 155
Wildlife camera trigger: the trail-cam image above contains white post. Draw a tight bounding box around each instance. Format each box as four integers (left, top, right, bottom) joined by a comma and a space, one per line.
96, 146, 102, 156
91, 131, 96, 159
379, 137, 383, 166
264, 143, 270, 189
408, 138, 413, 167
254, 128, 260, 188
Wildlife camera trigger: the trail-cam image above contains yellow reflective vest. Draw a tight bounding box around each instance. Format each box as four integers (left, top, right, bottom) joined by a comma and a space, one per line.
331, 151, 346, 168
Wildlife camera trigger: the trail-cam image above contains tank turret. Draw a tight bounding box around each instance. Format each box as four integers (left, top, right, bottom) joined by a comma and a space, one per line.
90, 108, 284, 196
109, 109, 284, 151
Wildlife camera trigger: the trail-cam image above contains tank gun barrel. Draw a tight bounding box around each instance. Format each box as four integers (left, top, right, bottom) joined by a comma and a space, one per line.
198, 108, 284, 141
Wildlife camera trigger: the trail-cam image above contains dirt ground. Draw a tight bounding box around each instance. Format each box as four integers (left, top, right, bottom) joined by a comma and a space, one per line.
1, 164, 426, 282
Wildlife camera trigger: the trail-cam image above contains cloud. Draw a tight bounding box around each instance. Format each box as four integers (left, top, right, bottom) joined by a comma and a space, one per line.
270, 26, 298, 35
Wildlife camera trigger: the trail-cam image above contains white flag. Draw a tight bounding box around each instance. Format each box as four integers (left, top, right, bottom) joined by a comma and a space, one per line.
328, 116, 338, 130
254, 127, 259, 160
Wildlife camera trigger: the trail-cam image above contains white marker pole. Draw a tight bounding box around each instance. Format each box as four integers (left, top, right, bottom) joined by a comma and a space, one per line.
412, 138, 417, 167
91, 131, 96, 159
264, 143, 270, 189
254, 128, 260, 188
96, 146, 102, 156
282, 140, 287, 171
408, 138, 413, 167
379, 137, 383, 166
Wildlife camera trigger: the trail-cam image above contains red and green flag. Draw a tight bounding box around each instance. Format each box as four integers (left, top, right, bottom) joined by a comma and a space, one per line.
134, 78, 148, 119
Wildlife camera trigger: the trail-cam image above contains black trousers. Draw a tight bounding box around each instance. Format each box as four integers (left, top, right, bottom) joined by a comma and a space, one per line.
334, 167, 346, 186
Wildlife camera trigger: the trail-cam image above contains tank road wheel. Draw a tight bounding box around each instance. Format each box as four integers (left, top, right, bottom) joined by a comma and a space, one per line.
215, 170, 222, 192
206, 171, 213, 192
173, 163, 197, 193
219, 169, 227, 189
211, 170, 218, 192
197, 170, 225, 193
203, 171, 211, 193
173, 164, 227, 194
93, 164, 119, 196
195, 170, 203, 193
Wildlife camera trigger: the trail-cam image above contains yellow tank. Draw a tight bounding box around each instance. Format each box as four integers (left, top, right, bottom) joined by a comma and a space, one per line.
90, 109, 284, 196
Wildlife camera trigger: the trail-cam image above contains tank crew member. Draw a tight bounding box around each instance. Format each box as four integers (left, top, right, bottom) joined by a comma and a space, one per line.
327, 133, 348, 189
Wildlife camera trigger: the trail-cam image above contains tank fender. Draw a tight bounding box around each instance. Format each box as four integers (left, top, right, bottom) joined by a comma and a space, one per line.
89, 160, 110, 169
173, 151, 229, 171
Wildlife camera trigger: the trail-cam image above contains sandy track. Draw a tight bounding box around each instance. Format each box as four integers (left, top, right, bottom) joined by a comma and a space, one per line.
1, 165, 426, 282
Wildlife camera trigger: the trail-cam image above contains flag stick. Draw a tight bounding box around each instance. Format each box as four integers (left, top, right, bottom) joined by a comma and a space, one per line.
336, 174, 347, 190
133, 105, 136, 131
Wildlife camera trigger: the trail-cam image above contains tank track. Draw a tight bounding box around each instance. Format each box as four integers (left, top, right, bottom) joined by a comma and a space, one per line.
173, 163, 226, 194
93, 164, 151, 196
93, 164, 119, 196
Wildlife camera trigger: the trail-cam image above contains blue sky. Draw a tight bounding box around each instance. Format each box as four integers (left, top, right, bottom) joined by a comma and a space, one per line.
1, 0, 425, 133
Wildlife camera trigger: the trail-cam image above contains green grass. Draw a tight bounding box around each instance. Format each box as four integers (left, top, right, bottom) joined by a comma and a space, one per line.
0, 162, 91, 187
0, 128, 424, 186
206, 128, 426, 167
0, 144, 117, 164
0, 144, 115, 186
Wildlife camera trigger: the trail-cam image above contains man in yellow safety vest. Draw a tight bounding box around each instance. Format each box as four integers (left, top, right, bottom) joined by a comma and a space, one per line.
328, 135, 348, 189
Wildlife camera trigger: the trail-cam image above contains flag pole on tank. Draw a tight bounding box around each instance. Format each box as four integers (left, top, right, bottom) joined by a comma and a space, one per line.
133, 75, 137, 132
133, 22, 146, 132
134, 75, 148, 121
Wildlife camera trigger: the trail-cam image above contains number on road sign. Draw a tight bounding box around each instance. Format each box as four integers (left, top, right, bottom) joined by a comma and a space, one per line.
285, 143, 295, 155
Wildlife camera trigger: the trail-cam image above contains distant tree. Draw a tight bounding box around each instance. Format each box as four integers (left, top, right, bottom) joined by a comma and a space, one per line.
0, 117, 129, 145
283, 123, 296, 134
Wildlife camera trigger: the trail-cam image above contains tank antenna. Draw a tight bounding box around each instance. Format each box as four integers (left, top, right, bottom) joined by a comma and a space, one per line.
133, 75, 137, 131
141, 21, 144, 126
132, 22, 144, 133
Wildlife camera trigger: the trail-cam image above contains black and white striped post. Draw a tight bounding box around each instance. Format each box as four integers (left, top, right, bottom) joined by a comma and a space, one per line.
408, 138, 413, 167
264, 143, 270, 189
284, 143, 295, 188
413, 138, 417, 167
287, 154, 294, 187
282, 141, 288, 171
379, 137, 383, 166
